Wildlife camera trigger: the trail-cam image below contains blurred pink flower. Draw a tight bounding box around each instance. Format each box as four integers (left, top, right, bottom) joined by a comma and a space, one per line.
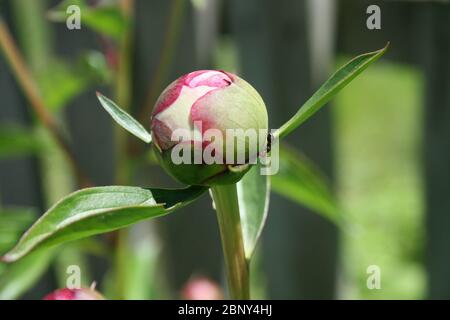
181, 277, 224, 300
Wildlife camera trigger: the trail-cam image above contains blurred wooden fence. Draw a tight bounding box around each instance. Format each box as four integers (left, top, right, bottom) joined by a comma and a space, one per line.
0, 0, 449, 299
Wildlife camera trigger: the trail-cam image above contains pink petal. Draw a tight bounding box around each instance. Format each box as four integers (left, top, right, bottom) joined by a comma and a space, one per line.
190, 89, 219, 134
152, 77, 185, 115
151, 118, 177, 150
43, 288, 76, 300
185, 70, 233, 88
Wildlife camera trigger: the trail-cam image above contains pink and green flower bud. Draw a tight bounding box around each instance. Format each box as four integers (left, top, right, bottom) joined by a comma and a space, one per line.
43, 288, 105, 300
151, 70, 269, 186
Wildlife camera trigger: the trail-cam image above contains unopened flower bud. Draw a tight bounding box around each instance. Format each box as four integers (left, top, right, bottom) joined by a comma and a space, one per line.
43, 288, 105, 300
151, 70, 268, 185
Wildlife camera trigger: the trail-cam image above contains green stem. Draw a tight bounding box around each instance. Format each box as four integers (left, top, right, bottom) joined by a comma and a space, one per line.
210, 184, 250, 300
114, 0, 134, 185
114, 0, 135, 299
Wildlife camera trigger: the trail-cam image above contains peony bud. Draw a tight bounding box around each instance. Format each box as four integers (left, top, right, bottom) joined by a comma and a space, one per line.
151, 70, 268, 186
43, 288, 105, 300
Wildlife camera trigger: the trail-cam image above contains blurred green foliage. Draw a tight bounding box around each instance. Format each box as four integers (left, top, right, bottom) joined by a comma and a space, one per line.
0, 0, 430, 300
0, 208, 54, 299
335, 60, 425, 299
47, 0, 128, 40
0, 126, 43, 158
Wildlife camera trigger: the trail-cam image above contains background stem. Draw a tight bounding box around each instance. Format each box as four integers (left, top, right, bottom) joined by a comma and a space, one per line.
113, 0, 135, 299
138, 0, 185, 124
210, 184, 249, 300
0, 18, 91, 188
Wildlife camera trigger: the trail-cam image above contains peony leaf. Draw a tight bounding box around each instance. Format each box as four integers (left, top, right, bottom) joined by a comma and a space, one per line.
1, 185, 206, 263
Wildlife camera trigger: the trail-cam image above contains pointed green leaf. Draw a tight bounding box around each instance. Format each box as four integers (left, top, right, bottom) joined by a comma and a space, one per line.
236, 163, 270, 259
271, 145, 342, 225
96, 92, 152, 143
1, 185, 206, 263
275, 44, 388, 139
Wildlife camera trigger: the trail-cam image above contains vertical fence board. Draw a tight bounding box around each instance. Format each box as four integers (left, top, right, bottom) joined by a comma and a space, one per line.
421, 3, 450, 300
231, 0, 338, 299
